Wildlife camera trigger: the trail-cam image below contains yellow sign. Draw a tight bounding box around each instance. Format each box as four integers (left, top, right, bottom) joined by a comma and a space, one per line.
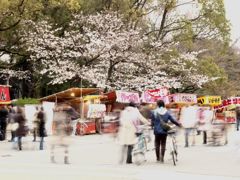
197, 96, 221, 106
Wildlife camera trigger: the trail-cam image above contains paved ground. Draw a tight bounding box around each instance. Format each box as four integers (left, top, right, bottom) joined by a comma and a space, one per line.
1, 125, 240, 180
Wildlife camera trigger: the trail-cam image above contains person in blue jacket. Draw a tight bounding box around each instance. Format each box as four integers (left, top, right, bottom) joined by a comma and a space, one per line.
151, 100, 181, 163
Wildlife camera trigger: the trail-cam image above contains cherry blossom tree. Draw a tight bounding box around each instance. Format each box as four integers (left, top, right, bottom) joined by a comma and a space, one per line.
21, 11, 216, 92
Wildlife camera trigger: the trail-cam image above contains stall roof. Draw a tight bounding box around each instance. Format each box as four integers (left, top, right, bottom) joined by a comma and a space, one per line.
39, 87, 101, 103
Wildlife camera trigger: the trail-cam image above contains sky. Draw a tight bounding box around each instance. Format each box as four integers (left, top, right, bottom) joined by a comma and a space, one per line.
224, 0, 240, 47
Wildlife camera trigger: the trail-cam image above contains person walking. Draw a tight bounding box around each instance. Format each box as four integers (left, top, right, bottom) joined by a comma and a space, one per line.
32, 107, 40, 142
14, 107, 27, 150
198, 107, 214, 144
150, 100, 181, 163
37, 107, 46, 150
118, 102, 150, 164
7, 104, 16, 142
0, 105, 9, 141
179, 104, 198, 147
236, 106, 240, 131
50, 104, 75, 164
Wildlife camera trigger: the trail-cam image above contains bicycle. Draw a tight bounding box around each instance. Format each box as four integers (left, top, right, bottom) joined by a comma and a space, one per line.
132, 125, 152, 165
167, 129, 178, 166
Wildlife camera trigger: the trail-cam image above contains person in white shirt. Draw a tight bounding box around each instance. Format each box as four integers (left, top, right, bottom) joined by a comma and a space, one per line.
180, 104, 198, 147
118, 102, 150, 164
198, 107, 214, 144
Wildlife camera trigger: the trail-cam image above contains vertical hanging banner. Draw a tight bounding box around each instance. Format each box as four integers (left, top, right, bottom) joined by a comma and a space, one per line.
0, 85, 11, 104
141, 88, 169, 103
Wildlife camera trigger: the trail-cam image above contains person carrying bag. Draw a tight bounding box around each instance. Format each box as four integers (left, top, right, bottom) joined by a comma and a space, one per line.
151, 100, 181, 163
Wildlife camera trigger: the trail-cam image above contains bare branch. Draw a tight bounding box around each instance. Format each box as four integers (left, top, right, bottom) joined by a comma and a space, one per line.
157, 7, 168, 40
174, 0, 195, 8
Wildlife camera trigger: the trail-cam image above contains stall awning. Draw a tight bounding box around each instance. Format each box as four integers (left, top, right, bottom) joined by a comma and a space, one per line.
39, 88, 101, 103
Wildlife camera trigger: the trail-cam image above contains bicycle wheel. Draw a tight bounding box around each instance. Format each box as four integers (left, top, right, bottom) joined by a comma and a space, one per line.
133, 152, 145, 165
171, 150, 176, 166
173, 140, 178, 162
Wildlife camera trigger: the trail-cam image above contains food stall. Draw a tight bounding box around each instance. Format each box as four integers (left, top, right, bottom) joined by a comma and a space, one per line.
76, 95, 106, 135
214, 97, 240, 124
39, 87, 105, 135
197, 96, 222, 122
101, 90, 141, 133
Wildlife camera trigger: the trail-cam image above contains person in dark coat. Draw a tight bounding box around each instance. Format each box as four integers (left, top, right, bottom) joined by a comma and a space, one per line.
37, 107, 46, 150
150, 100, 181, 163
7, 104, 16, 142
14, 107, 27, 150
0, 105, 9, 141
236, 106, 240, 131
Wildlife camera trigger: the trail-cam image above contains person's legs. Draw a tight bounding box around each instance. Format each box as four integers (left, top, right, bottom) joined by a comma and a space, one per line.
237, 119, 240, 131
2, 122, 7, 140
224, 124, 228, 145
184, 128, 190, 147
50, 144, 55, 163
18, 136, 22, 150
11, 131, 16, 141
33, 128, 36, 142
126, 145, 133, 163
154, 134, 161, 161
159, 134, 167, 162
40, 137, 44, 150
64, 145, 70, 164
203, 131, 207, 144
119, 145, 127, 164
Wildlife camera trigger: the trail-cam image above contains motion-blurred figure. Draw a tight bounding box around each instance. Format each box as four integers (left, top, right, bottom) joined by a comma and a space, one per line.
236, 106, 240, 131
198, 107, 214, 144
14, 107, 27, 150
179, 104, 198, 147
117, 102, 150, 164
0, 105, 8, 141
51, 104, 76, 164
37, 107, 46, 150
32, 107, 40, 142
7, 104, 16, 142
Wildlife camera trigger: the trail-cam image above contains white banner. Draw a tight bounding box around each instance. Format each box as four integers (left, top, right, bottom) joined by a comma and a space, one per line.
115, 91, 140, 103
87, 104, 106, 118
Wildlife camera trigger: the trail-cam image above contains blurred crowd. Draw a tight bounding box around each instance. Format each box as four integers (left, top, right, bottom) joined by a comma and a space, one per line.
0, 102, 239, 165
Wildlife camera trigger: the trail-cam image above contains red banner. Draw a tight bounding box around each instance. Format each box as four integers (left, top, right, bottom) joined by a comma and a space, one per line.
214, 97, 240, 109
0, 85, 11, 104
